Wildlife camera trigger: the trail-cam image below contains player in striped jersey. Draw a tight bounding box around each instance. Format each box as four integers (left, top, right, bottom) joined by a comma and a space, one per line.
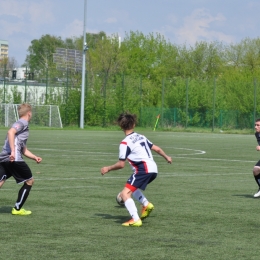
101, 112, 172, 227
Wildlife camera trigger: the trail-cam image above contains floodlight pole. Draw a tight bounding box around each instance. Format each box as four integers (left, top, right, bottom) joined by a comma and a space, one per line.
80, 0, 87, 129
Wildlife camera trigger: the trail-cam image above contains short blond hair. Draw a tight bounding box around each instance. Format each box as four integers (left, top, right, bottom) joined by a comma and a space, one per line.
18, 103, 32, 118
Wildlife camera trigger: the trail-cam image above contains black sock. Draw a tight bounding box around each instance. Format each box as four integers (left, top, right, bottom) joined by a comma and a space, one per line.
14, 183, 32, 210
254, 174, 260, 188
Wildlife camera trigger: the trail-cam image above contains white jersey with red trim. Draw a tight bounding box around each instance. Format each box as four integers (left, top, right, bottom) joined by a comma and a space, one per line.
119, 132, 158, 174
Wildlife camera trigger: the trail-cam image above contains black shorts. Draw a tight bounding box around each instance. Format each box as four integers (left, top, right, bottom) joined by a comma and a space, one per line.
0, 161, 33, 184
255, 160, 260, 167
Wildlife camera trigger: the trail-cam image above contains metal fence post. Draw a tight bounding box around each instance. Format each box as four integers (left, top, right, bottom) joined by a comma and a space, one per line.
102, 74, 108, 127
24, 66, 27, 102
45, 66, 48, 104
3, 63, 6, 103
174, 107, 177, 127
122, 73, 125, 111
185, 78, 189, 128
212, 77, 216, 132
161, 77, 165, 128
139, 75, 142, 126
253, 78, 257, 129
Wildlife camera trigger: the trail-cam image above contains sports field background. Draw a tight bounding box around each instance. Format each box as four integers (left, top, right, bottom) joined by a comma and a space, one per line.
0, 129, 259, 260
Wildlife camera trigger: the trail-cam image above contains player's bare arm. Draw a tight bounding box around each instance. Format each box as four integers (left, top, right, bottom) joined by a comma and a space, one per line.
101, 160, 125, 175
256, 145, 260, 151
23, 147, 42, 163
151, 144, 172, 164
7, 127, 17, 162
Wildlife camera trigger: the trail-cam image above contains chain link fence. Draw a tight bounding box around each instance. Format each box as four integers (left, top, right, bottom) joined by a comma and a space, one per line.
1, 75, 259, 129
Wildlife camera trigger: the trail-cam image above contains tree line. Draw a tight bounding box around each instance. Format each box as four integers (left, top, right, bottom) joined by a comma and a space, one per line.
1, 31, 260, 128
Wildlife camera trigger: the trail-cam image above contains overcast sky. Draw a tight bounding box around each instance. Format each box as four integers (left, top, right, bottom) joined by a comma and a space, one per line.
1, 0, 260, 66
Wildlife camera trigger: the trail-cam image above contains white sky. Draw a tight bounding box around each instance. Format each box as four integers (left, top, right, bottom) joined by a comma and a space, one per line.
0, 0, 260, 66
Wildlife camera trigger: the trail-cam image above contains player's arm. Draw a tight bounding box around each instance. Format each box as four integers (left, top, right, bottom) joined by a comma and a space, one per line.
7, 127, 17, 162
23, 146, 42, 163
101, 160, 126, 175
151, 144, 172, 164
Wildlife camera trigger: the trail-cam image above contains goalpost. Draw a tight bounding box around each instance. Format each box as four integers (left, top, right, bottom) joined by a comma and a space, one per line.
0, 104, 63, 128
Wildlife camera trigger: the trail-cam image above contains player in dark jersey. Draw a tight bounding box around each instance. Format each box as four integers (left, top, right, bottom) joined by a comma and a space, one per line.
253, 118, 260, 197
101, 112, 172, 227
0, 103, 42, 215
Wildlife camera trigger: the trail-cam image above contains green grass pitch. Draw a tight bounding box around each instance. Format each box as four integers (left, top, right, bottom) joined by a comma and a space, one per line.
0, 129, 259, 260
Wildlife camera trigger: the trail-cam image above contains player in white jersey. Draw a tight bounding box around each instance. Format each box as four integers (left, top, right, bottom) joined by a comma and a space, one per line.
101, 112, 172, 227
0, 103, 42, 215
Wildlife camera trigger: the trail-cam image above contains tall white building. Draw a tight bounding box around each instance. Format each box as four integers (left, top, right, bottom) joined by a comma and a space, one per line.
0, 40, 9, 61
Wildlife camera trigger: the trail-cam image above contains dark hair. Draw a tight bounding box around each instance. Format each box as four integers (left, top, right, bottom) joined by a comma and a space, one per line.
117, 112, 137, 130
256, 118, 260, 122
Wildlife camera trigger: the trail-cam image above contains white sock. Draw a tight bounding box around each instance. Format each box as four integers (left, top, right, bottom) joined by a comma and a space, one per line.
124, 198, 140, 221
132, 189, 149, 207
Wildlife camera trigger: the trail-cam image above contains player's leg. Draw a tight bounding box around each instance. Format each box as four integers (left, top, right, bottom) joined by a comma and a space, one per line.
132, 189, 149, 206
132, 189, 155, 220
7, 162, 34, 215
137, 172, 157, 219
0, 163, 12, 188
121, 185, 142, 227
132, 189, 153, 220
14, 178, 34, 211
0, 180, 4, 188
253, 161, 260, 197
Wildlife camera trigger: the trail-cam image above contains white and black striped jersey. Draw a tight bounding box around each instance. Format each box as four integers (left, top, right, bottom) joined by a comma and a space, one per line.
119, 132, 158, 174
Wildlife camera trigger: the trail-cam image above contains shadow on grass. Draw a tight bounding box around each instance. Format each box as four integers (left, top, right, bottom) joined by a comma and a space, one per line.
0, 206, 12, 214
232, 194, 254, 199
95, 213, 128, 224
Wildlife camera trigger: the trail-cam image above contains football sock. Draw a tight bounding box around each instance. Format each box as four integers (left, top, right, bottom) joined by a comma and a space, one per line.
124, 198, 140, 221
254, 174, 260, 188
132, 189, 149, 207
14, 183, 32, 210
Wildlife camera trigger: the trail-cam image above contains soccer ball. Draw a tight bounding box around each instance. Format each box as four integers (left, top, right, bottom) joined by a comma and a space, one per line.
116, 192, 125, 206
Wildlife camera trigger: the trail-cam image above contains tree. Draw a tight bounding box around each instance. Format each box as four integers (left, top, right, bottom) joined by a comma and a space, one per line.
86, 34, 126, 125
0, 57, 18, 78
224, 38, 260, 77
25, 34, 65, 80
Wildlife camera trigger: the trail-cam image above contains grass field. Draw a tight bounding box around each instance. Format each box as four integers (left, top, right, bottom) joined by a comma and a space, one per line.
1, 129, 259, 260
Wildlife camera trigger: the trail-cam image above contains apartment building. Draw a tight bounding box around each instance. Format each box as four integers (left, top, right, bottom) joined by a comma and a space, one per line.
0, 40, 9, 61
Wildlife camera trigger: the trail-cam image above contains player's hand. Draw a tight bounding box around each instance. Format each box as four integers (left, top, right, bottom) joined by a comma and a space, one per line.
35, 156, 42, 164
101, 167, 109, 175
9, 151, 15, 162
166, 156, 172, 164
256, 146, 260, 151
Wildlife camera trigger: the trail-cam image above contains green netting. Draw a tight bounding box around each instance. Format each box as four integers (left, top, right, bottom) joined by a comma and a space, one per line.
139, 107, 257, 129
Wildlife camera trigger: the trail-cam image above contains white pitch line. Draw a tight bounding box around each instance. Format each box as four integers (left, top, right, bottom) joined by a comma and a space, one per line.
1, 185, 99, 191
34, 155, 256, 164
172, 156, 256, 163
29, 146, 257, 167
164, 147, 206, 155
30, 147, 206, 156
29, 172, 248, 182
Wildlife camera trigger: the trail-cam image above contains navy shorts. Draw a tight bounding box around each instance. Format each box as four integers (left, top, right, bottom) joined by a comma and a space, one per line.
0, 161, 33, 184
125, 172, 157, 192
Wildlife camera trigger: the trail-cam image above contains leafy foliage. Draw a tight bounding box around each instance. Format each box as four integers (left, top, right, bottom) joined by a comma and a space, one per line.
19, 32, 260, 127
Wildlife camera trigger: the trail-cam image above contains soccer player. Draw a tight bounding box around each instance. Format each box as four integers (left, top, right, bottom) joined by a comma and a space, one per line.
0, 103, 42, 215
100, 112, 172, 227
253, 118, 260, 197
